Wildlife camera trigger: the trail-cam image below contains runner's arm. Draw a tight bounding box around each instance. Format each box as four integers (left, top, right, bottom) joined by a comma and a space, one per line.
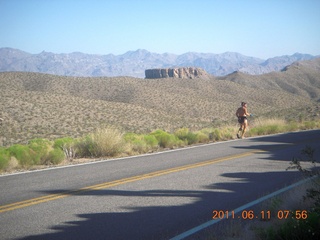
244, 108, 250, 116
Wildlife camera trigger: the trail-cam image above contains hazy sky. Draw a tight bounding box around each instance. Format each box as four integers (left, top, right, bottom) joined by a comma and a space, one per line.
1, 0, 319, 59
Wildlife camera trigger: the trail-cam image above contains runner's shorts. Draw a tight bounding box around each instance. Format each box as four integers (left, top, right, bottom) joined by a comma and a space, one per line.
238, 116, 247, 124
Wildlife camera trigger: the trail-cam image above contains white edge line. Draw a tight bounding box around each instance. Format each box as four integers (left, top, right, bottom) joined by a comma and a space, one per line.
1, 129, 317, 177
169, 176, 317, 240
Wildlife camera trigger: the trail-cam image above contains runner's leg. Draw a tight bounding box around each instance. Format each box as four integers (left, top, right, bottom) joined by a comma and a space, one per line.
241, 119, 248, 138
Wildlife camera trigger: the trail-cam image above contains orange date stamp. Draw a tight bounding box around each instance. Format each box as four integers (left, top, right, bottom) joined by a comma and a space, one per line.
212, 210, 308, 220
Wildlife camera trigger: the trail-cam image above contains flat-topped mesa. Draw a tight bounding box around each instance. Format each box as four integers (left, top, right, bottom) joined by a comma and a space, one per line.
145, 67, 210, 79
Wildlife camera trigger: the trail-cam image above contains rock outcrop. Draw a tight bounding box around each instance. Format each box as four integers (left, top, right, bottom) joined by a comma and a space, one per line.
145, 67, 210, 79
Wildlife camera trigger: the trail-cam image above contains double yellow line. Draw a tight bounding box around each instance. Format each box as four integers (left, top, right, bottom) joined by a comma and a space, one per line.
0, 150, 261, 213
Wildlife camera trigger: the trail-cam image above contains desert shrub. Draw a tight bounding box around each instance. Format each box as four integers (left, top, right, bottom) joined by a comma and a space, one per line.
229, 127, 238, 138
75, 136, 96, 158
198, 128, 212, 140
266, 125, 283, 134
46, 148, 65, 164
220, 127, 236, 140
53, 137, 74, 149
174, 128, 189, 143
143, 134, 158, 149
8, 144, 36, 167
123, 132, 139, 142
247, 119, 319, 137
83, 127, 125, 157
53, 137, 76, 160
174, 128, 198, 145
201, 126, 236, 141
196, 131, 210, 143
284, 121, 299, 132
151, 129, 183, 148
249, 118, 286, 136
249, 124, 283, 136
124, 133, 148, 153
0, 147, 10, 170
302, 121, 319, 130
248, 126, 262, 136
132, 139, 147, 153
124, 133, 159, 154
28, 138, 51, 164
210, 128, 222, 141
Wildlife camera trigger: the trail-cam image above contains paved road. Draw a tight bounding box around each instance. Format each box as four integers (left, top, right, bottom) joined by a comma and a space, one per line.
1, 130, 319, 239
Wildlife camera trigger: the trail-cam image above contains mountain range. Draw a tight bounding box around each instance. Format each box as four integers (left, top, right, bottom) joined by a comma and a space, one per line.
0, 48, 318, 78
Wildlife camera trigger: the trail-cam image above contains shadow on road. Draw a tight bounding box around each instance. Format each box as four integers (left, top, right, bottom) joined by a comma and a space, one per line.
18, 131, 320, 240
234, 130, 320, 163
19, 173, 304, 240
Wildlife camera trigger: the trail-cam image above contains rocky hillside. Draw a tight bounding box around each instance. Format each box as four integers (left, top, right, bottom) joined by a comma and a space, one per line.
0, 48, 318, 78
0, 58, 319, 146
219, 58, 320, 102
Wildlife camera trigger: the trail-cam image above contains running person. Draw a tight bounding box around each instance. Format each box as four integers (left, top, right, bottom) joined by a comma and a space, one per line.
236, 102, 251, 139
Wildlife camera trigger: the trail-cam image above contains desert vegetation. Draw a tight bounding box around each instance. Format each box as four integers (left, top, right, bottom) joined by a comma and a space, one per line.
0, 65, 319, 173
1, 71, 319, 147
0, 118, 320, 173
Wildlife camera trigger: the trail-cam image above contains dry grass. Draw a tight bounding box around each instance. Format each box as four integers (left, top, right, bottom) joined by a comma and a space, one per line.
86, 127, 125, 157
251, 118, 287, 127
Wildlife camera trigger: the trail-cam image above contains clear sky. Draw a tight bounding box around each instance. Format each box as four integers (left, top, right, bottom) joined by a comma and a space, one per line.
0, 0, 319, 59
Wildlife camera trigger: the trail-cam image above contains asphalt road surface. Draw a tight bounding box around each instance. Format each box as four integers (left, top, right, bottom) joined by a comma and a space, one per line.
1, 130, 319, 240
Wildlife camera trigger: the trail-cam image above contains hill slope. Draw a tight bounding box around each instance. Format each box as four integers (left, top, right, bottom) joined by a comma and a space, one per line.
0, 59, 319, 146
220, 58, 320, 101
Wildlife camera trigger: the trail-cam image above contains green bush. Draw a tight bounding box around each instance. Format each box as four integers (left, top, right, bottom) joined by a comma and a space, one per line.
223, 127, 235, 140
124, 133, 159, 154
284, 121, 299, 132
248, 118, 293, 136
143, 134, 158, 149
8, 144, 36, 167
303, 121, 319, 130
151, 129, 183, 148
174, 128, 198, 145
248, 126, 265, 136
47, 148, 65, 164
53, 137, 74, 149
210, 129, 222, 141
0, 147, 10, 170
125, 133, 147, 153
266, 125, 282, 134
174, 128, 189, 142
123, 132, 138, 142
196, 131, 210, 143
28, 138, 51, 164
53, 137, 77, 160
75, 136, 96, 158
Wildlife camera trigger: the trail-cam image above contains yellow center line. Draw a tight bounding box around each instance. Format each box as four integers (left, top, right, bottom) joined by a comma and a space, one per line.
0, 150, 264, 213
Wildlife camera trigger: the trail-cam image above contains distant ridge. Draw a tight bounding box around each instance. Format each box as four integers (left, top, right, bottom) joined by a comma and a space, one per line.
219, 58, 320, 101
0, 47, 318, 78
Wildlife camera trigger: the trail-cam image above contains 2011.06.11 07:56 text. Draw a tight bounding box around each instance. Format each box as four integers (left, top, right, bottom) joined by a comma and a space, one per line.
212, 210, 308, 220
